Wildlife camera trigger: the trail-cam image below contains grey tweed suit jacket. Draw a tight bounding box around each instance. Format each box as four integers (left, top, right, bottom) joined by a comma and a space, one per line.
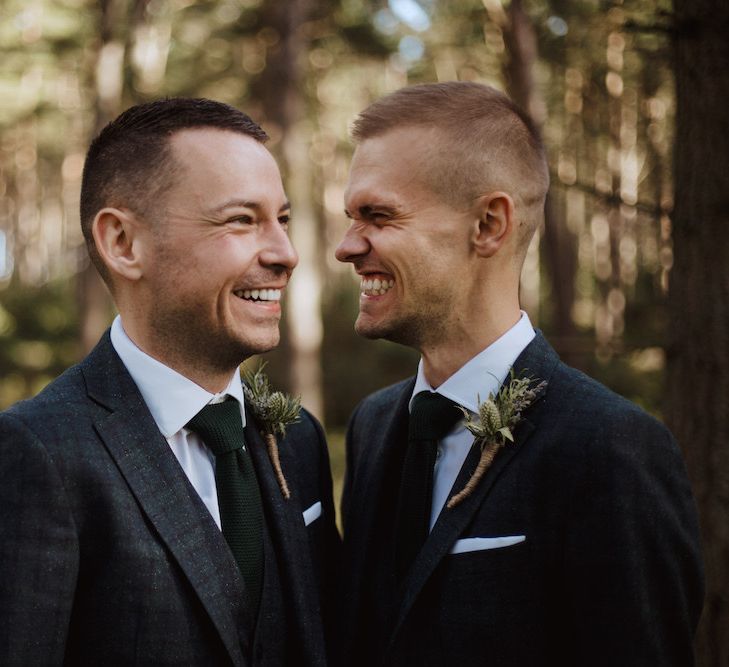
0, 332, 340, 666
340, 332, 703, 666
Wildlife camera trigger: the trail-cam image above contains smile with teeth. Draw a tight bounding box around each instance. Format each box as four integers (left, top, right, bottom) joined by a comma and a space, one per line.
234, 288, 282, 302
361, 277, 395, 296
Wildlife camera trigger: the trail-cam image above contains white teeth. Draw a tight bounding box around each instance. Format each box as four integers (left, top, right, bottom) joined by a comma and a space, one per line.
237, 288, 282, 302
360, 276, 395, 296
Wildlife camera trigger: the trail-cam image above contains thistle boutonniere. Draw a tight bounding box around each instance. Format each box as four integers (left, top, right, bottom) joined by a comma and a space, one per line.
447, 370, 547, 509
242, 364, 301, 500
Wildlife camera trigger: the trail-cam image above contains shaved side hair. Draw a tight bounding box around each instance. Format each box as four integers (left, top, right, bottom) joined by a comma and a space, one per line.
80, 98, 268, 286
351, 82, 550, 255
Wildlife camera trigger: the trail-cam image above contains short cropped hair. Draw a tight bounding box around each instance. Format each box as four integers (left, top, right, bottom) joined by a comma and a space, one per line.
351, 82, 549, 253
80, 98, 268, 285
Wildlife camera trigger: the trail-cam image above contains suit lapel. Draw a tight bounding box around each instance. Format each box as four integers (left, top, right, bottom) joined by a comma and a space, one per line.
390, 418, 536, 641
82, 334, 248, 666
245, 416, 325, 666
389, 332, 561, 647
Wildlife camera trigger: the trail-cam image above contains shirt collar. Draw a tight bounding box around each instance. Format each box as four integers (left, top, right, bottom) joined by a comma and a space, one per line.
410, 311, 536, 414
110, 315, 246, 438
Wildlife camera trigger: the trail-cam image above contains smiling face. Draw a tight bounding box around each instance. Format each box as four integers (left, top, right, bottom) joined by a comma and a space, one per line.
131, 128, 297, 385
336, 126, 478, 350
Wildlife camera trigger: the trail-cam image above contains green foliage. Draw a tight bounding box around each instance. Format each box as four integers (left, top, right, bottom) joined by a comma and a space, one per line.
461, 372, 547, 449
0, 0, 679, 426
0, 279, 80, 409
242, 363, 301, 437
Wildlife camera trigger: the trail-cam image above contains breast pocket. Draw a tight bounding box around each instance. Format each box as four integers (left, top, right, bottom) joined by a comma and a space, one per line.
449, 535, 526, 554
302, 500, 322, 527
438, 533, 533, 629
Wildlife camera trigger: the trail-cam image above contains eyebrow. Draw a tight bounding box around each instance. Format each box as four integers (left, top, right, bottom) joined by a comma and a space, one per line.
344, 204, 400, 219
210, 199, 291, 215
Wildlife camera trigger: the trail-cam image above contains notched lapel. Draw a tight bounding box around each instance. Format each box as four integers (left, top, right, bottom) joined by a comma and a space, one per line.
83, 335, 248, 666
389, 332, 561, 647
390, 417, 537, 643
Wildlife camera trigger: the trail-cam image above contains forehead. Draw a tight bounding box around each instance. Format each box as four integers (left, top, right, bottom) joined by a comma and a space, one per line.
344, 126, 445, 208
168, 128, 286, 206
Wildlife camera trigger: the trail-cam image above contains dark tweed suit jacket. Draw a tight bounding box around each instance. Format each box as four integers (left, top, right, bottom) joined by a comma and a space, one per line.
340, 332, 704, 666
0, 332, 340, 666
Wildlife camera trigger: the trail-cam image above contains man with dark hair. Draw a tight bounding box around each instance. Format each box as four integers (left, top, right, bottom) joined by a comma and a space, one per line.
336, 82, 703, 666
0, 98, 339, 666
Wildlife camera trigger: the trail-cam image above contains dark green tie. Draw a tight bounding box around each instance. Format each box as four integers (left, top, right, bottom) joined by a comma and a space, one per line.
395, 391, 462, 581
186, 400, 264, 612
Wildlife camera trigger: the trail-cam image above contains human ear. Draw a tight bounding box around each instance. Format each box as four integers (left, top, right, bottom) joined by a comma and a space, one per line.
92, 207, 145, 282
471, 192, 514, 258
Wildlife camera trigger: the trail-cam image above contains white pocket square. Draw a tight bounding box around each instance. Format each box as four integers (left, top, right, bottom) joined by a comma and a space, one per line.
449, 535, 526, 554
302, 501, 322, 527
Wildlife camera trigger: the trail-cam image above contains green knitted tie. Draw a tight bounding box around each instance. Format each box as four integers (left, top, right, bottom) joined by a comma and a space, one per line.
187, 400, 264, 612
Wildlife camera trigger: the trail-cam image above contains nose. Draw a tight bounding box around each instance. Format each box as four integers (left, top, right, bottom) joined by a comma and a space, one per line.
260, 222, 299, 271
335, 222, 370, 263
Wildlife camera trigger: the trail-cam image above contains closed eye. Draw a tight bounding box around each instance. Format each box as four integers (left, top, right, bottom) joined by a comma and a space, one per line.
227, 215, 253, 226
355, 205, 398, 226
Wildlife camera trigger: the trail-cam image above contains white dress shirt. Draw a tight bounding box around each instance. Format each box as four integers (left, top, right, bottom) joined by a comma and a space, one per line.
110, 315, 246, 529
409, 312, 536, 530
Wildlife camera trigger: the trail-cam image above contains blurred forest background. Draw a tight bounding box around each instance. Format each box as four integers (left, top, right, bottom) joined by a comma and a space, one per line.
0, 0, 727, 663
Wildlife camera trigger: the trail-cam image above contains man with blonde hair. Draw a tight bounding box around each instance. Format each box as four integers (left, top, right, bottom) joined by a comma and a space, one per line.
336, 82, 703, 666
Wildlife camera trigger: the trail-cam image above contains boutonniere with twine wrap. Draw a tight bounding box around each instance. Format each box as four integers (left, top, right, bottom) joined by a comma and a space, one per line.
447, 371, 547, 509
242, 364, 301, 500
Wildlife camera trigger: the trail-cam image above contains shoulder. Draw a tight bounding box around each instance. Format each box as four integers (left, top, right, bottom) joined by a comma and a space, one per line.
0, 366, 90, 488
1, 363, 87, 435
349, 378, 413, 426
518, 331, 665, 435
549, 361, 667, 432
540, 360, 680, 473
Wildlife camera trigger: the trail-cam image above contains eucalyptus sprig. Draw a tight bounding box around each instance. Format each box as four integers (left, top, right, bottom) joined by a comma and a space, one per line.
447, 371, 546, 509
242, 363, 301, 499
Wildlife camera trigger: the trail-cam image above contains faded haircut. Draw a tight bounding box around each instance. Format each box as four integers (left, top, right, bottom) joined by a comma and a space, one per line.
80, 97, 268, 286
351, 82, 549, 254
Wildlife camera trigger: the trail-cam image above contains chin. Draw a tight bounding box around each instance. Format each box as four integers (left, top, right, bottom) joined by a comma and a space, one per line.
355, 316, 398, 343
354, 316, 382, 340
239, 331, 281, 356
356, 314, 422, 348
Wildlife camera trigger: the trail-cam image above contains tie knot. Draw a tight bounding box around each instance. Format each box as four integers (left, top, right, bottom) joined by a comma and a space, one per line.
186, 400, 244, 457
409, 391, 462, 440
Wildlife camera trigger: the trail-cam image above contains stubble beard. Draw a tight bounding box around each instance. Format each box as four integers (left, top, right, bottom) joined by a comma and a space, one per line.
354, 301, 443, 350
152, 305, 280, 380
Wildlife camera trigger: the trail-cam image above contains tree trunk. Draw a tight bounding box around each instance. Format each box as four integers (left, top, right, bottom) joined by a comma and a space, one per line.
78, 0, 129, 354
499, 0, 579, 362
78, 0, 154, 354
669, 3, 729, 665
252, 0, 325, 421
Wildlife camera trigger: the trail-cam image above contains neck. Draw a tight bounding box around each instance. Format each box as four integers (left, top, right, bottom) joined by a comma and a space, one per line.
121, 318, 240, 394
419, 303, 522, 388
